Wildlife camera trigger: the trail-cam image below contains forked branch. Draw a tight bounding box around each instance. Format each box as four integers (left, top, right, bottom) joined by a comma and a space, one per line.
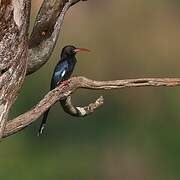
3, 76, 180, 139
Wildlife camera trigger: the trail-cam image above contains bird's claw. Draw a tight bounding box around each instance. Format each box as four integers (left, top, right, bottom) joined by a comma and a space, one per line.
57, 80, 69, 87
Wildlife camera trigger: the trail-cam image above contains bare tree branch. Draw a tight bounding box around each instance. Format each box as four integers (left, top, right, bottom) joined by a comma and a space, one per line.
27, 0, 87, 75
3, 76, 180, 139
0, 0, 31, 138
60, 96, 104, 117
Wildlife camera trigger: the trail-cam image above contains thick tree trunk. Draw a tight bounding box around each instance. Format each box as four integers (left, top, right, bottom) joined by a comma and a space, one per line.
0, 0, 30, 138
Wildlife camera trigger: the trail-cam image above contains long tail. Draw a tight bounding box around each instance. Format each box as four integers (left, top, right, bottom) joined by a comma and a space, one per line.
37, 108, 51, 136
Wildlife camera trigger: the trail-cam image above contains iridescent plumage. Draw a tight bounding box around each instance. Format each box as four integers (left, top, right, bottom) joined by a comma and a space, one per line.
38, 45, 90, 135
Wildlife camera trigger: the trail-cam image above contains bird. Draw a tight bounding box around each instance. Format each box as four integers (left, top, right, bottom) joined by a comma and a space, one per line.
38, 45, 90, 136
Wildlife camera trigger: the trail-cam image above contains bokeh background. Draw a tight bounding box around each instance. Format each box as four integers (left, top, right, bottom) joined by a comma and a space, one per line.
2, 0, 180, 179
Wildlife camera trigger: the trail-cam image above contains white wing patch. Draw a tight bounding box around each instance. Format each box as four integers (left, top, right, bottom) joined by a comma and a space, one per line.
61, 70, 66, 78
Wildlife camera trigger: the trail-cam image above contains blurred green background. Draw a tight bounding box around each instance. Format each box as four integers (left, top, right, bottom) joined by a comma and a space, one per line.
2, 0, 180, 179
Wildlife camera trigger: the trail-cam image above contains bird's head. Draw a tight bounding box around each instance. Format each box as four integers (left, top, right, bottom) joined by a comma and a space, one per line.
61, 45, 90, 59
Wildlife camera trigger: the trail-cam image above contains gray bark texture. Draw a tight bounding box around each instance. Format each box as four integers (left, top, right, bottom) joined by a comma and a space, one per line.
0, 0, 30, 138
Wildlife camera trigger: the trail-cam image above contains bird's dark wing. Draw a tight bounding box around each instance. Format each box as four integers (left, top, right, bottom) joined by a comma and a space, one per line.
38, 60, 69, 135
51, 60, 69, 89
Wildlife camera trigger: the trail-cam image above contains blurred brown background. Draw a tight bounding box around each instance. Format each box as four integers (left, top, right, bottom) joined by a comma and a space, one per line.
1, 0, 180, 179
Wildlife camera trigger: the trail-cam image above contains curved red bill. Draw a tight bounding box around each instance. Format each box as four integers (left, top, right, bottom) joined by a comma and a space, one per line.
73, 48, 91, 53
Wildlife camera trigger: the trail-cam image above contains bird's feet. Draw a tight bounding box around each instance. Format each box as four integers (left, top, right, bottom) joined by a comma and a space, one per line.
57, 80, 69, 87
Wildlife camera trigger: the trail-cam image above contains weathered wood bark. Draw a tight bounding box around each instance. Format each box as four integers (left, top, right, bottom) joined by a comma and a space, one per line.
0, 0, 31, 138
3, 76, 180, 138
